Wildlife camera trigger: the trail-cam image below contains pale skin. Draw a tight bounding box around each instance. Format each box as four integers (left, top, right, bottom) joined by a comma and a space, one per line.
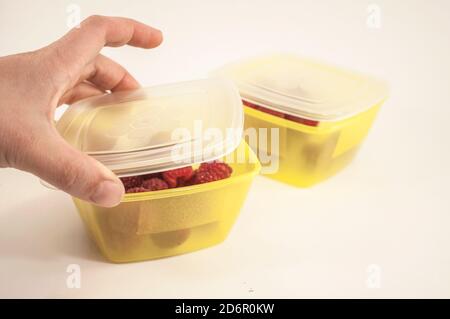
0, 15, 163, 207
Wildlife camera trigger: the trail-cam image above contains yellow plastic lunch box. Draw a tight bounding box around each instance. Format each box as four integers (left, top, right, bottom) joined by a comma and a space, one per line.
213, 54, 388, 187
56, 79, 260, 263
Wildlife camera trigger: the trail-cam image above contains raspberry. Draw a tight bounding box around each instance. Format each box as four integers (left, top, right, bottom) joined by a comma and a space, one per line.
120, 176, 143, 190
190, 161, 233, 185
242, 100, 261, 111
190, 171, 224, 185
122, 162, 231, 192
198, 161, 232, 175
142, 178, 169, 191
141, 172, 162, 180
244, 99, 319, 126
125, 186, 148, 194
162, 166, 194, 188
284, 114, 319, 127
258, 105, 285, 118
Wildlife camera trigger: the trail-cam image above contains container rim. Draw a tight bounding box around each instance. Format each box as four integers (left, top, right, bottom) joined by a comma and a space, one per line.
243, 100, 386, 133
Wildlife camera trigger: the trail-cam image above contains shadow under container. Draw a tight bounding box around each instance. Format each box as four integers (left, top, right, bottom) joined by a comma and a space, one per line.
73, 141, 260, 263
213, 54, 389, 187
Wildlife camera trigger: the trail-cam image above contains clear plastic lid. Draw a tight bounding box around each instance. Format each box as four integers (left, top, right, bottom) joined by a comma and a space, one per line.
211, 54, 388, 121
56, 79, 243, 177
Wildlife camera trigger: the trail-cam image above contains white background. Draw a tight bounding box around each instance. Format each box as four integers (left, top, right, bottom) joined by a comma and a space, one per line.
1, 0, 449, 298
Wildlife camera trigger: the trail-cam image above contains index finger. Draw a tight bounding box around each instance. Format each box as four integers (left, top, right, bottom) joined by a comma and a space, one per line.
49, 15, 163, 69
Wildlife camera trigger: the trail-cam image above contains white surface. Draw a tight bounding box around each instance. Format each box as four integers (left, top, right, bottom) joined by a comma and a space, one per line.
1, 0, 450, 298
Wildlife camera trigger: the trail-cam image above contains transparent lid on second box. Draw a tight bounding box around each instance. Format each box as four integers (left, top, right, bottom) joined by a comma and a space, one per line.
212, 54, 388, 121
56, 79, 243, 177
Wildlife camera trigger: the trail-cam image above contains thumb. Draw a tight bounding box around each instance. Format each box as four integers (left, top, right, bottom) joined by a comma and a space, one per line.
18, 128, 124, 207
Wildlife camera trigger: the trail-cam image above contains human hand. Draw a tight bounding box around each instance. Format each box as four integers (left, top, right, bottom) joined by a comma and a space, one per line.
0, 15, 163, 207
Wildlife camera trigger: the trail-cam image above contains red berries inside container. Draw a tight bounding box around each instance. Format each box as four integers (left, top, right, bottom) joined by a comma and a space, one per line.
162, 166, 194, 188
120, 161, 233, 194
191, 162, 233, 184
242, 100, 319, 127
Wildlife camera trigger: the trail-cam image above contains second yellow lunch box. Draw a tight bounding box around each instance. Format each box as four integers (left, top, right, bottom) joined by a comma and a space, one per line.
213, 54, 388, 187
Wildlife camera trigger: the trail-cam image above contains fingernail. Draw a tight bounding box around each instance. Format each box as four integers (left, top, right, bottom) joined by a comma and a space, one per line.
91, 181, 124, 207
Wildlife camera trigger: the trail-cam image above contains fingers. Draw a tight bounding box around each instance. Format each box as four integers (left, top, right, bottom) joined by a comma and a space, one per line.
58, 81, 105, 105
18, 127, 124, 207
80, 15, 163, 49
49, 15, 163, 68
58, 53, 141, 105
13, 15, 162, 206
85, 54, 140, 91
